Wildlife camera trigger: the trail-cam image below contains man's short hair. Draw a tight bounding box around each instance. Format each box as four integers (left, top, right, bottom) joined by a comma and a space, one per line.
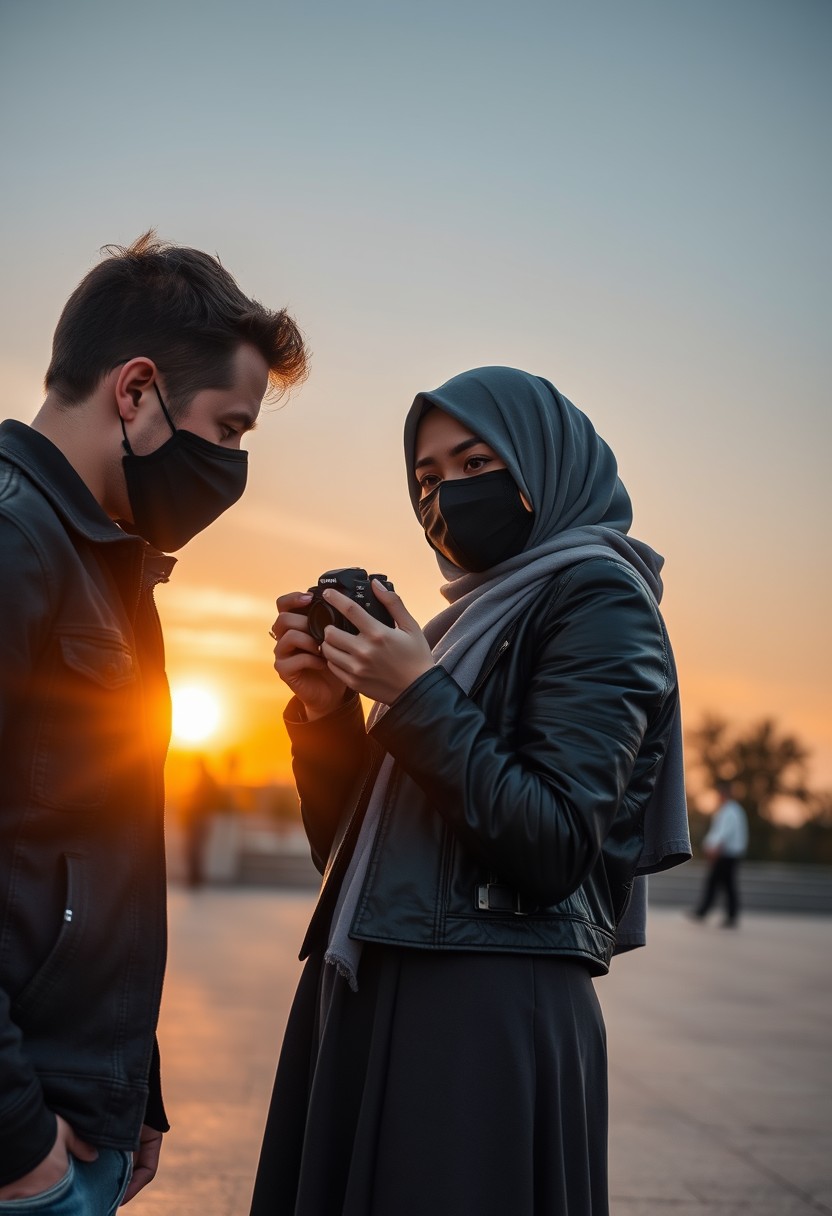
45, 231, 308, 413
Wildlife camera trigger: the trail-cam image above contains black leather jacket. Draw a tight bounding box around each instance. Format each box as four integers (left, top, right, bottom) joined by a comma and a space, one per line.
0, 421, 172, 1185
289, 558, 679, 975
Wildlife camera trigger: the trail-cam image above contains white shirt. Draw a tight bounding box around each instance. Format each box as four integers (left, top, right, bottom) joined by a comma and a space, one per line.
703, 799, 748, 857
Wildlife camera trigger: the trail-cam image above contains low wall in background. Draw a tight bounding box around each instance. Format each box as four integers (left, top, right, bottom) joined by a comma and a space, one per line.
166, 815, 832, 913
648, 859, 832, 914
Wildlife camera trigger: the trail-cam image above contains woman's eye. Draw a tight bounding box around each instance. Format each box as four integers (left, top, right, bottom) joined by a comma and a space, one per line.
419, 474, 440, 493
465, 455, 491, 472
220, 425, 238, 441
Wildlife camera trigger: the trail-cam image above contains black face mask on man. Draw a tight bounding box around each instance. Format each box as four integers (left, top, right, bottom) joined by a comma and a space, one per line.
120, 386, 248, 552
418, 468, 534, 573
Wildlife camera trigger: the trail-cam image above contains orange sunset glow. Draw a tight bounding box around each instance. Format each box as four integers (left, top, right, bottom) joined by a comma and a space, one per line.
171, 684, 223, 746
2, 10, 830, 1216
1, 3, 828, 816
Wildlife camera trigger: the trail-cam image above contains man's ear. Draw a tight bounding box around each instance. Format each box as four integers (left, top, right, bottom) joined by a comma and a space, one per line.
114, 358, 158, 422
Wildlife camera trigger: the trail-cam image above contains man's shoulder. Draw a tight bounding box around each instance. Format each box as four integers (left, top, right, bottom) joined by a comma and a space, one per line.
0, 454, 69, 554
0, 452, 64, 532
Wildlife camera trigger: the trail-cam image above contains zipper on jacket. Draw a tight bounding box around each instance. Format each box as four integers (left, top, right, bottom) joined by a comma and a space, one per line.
469, 625, 518, 699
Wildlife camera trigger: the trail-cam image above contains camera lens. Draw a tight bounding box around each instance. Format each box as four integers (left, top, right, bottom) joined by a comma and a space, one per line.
307, 600, 338, 643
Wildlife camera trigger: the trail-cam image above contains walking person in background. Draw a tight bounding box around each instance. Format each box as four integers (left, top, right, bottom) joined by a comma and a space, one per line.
254, 366, 690, 1216
692, 779, 749, 927
182, 756, 227, 889
0, 233, 306, 1213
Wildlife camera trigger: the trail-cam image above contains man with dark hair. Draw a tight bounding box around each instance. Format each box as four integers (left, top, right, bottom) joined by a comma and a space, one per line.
0, 234, 307, 1211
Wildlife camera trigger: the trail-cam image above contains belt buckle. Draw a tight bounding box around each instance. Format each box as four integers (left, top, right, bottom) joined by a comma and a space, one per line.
476, 883, 530, 916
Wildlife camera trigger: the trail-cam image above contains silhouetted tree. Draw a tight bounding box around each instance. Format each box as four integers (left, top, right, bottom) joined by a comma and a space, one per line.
687, 715, 811, 859
789, 792, 832, 866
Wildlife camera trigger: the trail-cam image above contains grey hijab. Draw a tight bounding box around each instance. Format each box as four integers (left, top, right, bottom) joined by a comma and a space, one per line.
405, 365, 638, 575
325, 367, 689, 991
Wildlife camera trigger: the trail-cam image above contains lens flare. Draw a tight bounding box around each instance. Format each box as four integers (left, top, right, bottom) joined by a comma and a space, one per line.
171, 684, 222, 745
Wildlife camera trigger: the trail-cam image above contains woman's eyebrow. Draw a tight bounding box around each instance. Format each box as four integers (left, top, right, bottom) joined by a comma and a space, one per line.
414, 435, 483, 471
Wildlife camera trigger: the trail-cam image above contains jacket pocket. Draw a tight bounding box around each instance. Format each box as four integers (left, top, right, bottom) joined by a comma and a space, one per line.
11, 854, 85, 1026
31, 630, 137, 812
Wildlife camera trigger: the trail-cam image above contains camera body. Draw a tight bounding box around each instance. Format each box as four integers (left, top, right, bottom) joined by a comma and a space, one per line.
304, 567, 395, 643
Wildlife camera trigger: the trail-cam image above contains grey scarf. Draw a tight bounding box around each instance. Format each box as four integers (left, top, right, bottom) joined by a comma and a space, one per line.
325, 367, 690, 989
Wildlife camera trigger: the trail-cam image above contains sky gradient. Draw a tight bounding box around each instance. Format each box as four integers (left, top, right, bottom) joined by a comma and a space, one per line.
1, 0, 829, 800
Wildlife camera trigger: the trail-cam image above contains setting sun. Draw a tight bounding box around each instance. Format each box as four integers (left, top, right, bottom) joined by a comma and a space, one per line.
171, 683, 223, 746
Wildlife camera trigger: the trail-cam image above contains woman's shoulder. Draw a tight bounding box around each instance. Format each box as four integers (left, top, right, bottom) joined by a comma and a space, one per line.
541, 555, 660, 614
532, 556, 669, 665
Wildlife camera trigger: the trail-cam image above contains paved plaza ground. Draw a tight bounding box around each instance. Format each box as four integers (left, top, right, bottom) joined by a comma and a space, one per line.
131, 890, 831, 1216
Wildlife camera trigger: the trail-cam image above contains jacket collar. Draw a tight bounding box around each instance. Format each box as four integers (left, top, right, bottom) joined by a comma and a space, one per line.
0, 419, 176, 576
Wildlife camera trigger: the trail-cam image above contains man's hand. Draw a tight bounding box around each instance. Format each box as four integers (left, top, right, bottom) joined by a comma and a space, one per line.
121, 1123, 163, 1205
0, 1113, 97, 1201
320, 581, 434, 705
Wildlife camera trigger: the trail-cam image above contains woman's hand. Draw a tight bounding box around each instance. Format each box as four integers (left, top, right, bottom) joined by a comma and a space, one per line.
319, 580, 434, 705
271, 592, 348, 720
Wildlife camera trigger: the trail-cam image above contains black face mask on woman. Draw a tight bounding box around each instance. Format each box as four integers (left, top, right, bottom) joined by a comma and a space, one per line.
121, 386, 248, 552
418, 468, 534, 573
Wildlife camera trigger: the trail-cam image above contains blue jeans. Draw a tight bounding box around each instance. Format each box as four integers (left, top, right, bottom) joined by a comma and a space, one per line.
0, 1152, 132, 1216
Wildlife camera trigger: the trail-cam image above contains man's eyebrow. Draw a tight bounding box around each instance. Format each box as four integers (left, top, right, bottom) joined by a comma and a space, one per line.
223, 410, 259, 433
414, 435, 483, 471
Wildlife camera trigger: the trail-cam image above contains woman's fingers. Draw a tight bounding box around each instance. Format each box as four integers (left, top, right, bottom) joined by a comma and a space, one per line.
319, 587, 380, 635
319, 614, 434, 706
271, 611, 306, 638
370, 579, 420, 631
275, 626, 320, 660
319, 634, 359, 674
320, 583, 420, 636
276, 647, 327, 675
270, 592, 349, 716
270, 610, 312, 643
274, 625, 327, 680
320, 658, 356, 691
270, 593, 314, 642
278, 584, 433, 704
276, 592, 313, 613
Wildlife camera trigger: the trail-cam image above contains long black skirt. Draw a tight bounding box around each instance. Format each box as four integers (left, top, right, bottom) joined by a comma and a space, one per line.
250, 946, 609, 1216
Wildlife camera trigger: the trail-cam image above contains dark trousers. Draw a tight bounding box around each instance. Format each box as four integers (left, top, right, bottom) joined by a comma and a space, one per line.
696, 855, 740, 923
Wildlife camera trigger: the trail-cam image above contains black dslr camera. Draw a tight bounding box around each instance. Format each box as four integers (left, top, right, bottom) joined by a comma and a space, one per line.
304, 567, 396, 643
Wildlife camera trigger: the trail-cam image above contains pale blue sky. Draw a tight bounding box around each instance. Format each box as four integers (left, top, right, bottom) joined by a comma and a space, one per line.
1, 0, 830, 786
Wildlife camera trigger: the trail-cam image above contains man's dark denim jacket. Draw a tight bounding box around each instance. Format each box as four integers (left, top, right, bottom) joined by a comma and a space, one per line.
0, 420, 173, 1185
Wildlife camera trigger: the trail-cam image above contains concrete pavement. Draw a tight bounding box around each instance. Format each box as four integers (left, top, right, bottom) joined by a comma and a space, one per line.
602, 910, 831, 1215
131, 890, 832, 1215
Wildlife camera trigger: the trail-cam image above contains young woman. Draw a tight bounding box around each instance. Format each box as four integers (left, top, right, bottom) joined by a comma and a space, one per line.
251, 366, 690, 1216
